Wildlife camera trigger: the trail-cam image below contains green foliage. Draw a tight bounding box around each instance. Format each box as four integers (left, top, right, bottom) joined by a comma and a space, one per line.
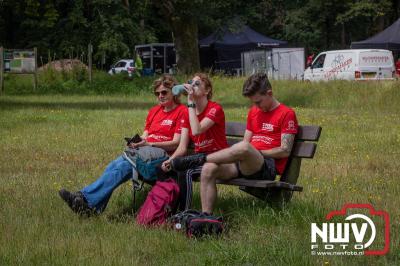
1, 0, 399, 70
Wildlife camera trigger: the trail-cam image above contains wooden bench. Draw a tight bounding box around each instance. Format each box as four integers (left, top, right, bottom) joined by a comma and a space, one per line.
204, 122, 322, 206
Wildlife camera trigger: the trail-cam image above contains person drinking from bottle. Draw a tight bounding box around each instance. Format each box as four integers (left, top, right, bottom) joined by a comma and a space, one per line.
161, 73, 228, 211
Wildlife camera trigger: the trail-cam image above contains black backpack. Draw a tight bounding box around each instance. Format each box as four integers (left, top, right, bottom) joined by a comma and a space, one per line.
169, 210, 224, 238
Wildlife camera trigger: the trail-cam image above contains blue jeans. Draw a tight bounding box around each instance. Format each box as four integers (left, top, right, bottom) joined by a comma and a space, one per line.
81, 156, 134, 213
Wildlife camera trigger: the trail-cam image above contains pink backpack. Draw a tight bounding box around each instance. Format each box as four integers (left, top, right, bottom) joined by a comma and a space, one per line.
136, 178, 180, 226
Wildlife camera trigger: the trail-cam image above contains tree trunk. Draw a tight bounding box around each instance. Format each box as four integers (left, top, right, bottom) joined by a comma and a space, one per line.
170, 17, 200, 74
341, 23, 346, 48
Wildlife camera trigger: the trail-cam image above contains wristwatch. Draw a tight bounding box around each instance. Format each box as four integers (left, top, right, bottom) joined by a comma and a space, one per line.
187, 103, 196, 108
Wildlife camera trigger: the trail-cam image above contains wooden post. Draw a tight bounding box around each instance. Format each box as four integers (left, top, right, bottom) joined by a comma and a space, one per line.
88, 44, 92, 82
163, 44, 167, 73
150, 44, 153, 70
34, 47, 37, 90
0, 47, 3, 94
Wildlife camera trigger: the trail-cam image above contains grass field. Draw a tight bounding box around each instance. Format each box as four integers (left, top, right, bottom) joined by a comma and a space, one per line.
0, 78, 399, 265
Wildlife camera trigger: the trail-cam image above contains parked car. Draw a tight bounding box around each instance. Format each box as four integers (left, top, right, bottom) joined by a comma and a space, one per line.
108, 59, 135, 75
303, 49, 395, 81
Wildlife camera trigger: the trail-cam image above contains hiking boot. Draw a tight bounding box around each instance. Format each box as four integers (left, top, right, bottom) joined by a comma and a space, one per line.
171, 153, 207, 171
59, 188, 79, 210
72, 195, 95, 216
59, 188, 93, 215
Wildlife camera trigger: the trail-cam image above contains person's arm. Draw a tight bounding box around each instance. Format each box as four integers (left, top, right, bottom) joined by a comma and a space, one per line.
259, 133, 295, 159
169, 128, 190, 159
128, 130, 148, 148
161, 128, 190, 171
188, 108, 215, 136
130, 132, 180, 152
148, 133, 180, 152
184, 83, 216, 136
243, 129, 253, 142
141, 130, 149, 140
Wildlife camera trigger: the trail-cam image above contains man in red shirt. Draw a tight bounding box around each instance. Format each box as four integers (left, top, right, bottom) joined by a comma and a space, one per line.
171, 73, 298, 214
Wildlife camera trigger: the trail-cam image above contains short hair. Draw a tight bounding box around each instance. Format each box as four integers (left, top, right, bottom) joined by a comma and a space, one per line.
153, 74, 178, 92
193, 72, 213, 99
152, 74, 180, 103
242, 73, 272, 97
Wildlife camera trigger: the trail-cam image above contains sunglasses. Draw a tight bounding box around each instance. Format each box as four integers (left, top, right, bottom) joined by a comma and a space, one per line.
188, 80, 201, 86
154, 90, 169, 97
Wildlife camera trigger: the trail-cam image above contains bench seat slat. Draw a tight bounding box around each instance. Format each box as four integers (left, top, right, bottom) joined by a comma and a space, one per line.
216, 178, 303, 191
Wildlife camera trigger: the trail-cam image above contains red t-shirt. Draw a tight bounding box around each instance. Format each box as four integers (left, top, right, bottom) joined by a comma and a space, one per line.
181, 101, 228, 154
246, 104, 298, 174
144, 104, 187, 143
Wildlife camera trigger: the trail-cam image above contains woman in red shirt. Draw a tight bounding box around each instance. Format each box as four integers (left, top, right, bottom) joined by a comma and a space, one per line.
161, 73, 228, 210
59, 74, 187, 215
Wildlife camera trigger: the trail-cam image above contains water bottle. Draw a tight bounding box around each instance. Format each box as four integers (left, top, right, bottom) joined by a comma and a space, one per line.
172, 84, 187, 96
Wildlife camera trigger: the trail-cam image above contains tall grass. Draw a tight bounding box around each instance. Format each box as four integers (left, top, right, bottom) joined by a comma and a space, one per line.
0, 78, 399, 265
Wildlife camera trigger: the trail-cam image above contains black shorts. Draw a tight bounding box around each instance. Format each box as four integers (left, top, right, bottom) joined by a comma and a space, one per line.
235, 158, 277, 181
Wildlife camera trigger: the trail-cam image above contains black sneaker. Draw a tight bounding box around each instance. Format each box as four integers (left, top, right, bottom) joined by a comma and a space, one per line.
171, 153, 206, 171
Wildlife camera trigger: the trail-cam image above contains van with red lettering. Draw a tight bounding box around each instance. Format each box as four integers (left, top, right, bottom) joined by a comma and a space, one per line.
303, 49, 395, 81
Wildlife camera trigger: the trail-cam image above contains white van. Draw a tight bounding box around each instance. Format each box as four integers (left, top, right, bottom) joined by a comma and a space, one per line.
303, 49, 395, 81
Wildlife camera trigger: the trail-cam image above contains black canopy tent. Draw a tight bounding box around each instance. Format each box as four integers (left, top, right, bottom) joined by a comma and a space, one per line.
351, 18, 400, 57
199, 25, 287, 71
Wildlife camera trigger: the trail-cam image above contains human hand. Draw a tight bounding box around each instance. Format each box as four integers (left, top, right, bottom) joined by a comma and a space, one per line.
183, 84, 195, 103
161, 159, 172, 172
129, 139, 147, 148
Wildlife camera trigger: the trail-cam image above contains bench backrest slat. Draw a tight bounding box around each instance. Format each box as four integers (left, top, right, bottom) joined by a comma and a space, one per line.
225, 122, 246, 137
225, 122, 320, 159
292, 142, 317, 158
225, 138, 317, 159
296, 126, 322, 141
225, 122, 321, 142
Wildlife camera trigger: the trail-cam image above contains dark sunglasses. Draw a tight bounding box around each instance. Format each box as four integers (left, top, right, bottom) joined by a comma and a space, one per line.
188, 80, 201, 86
154, 90, 169, 97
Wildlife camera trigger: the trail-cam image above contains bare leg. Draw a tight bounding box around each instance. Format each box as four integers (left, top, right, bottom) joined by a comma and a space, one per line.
200, 162, 237, 213
206, 141, 264, 175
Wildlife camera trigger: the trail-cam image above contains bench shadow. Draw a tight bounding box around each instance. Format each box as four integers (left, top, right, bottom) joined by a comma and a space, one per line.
105, 187, 150, 223
104, 188, 324, 227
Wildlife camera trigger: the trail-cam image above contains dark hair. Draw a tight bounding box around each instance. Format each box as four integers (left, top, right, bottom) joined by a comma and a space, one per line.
242, 73, 272, 97
153, 74, 180, 103
193, 72, 213, 99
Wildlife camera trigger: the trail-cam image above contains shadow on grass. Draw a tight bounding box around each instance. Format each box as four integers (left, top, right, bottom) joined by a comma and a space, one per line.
0, 99, 254, 111
0, 100, 154, 110
106, 186, 150, 223
105, 186, 327, 227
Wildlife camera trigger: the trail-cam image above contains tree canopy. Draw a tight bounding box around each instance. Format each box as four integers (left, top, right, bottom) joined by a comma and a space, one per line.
1, 0, 398, 73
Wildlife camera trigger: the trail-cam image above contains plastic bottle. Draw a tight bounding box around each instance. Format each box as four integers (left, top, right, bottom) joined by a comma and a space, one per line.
172, 84, 187, 96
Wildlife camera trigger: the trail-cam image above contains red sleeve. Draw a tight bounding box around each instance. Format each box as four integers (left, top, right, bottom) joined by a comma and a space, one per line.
246, 107, 254, 132
205, 104, 224, 124
281, 109, 298, 134
174, 107, 187, 134
179, 108, 190, 130
144, 107, 157, 131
